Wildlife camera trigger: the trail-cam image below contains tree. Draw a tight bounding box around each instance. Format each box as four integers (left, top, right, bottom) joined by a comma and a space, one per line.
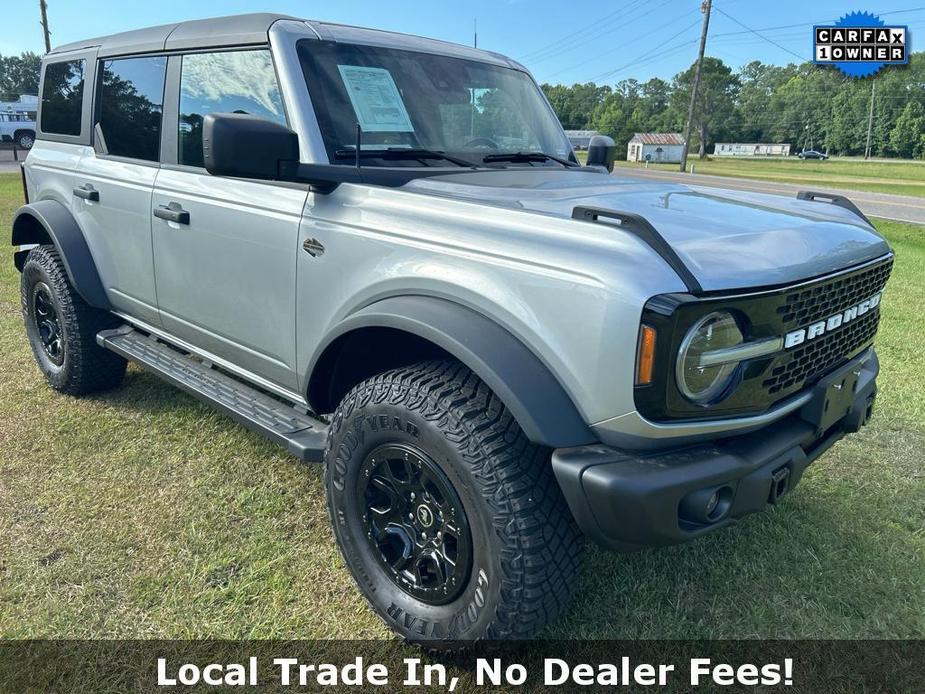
540, 82, 611, 130
890, 101, 925, 158
734, 61, 798, 143
668, 57, 739, 157
0, 52, 42, 99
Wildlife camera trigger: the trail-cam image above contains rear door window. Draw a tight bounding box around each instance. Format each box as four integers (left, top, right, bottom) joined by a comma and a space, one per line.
96, 56, 167, 161
40, 59, 86, 135
178, 50, 286, 168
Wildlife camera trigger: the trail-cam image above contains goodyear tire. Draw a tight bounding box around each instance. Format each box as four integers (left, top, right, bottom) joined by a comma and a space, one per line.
21, 245, 126, 395
324, 359, 584, 643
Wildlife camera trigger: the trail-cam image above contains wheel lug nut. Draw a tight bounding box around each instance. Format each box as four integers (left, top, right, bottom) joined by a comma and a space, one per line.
408, 513, 413, 521
410, 492, 415, 500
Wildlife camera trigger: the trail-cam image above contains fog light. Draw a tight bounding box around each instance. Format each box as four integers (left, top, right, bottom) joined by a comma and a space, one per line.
679, 485, 733, 525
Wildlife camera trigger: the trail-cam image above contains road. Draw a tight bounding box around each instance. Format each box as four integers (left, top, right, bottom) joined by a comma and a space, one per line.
614, 166, 925, 226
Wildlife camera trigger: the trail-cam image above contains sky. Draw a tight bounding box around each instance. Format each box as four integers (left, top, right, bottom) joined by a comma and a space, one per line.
3, 1, 925, 86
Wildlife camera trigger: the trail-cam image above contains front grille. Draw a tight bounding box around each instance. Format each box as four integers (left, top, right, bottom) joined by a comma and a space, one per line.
763, 258, 892, 396
775, 258, 893, 324
763, 310, 880, 394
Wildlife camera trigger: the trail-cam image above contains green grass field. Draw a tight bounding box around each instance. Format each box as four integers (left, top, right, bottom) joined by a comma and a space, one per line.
0, 173, 922, 639
611, 156, 925, 198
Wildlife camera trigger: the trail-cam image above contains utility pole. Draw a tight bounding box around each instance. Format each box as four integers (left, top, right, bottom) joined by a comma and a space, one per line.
39, 0, 51, 54
680, 0, 712, 173
473, 19, 478, 48
864, 80, 876, 160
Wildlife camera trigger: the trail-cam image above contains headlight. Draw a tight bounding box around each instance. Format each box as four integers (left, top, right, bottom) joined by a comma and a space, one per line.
676, 311, 743, 404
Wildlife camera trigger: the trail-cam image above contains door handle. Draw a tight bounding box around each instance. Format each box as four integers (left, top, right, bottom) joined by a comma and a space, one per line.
73, 184, 99, 202
154, 203, 190, 225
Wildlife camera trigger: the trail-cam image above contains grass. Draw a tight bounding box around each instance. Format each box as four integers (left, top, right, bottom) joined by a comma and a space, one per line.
0, 173, 922, 639
610, 156, 925, 198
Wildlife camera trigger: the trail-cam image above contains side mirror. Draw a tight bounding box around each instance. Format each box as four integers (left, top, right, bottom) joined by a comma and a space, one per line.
586, 135, 616, 173
203, 113, 300, 180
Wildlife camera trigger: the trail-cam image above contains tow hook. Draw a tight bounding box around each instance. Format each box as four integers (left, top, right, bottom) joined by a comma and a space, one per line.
768, 466, 791, 504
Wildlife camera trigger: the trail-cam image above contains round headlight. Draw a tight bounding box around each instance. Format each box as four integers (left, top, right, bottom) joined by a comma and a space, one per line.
676, 311, 744, 404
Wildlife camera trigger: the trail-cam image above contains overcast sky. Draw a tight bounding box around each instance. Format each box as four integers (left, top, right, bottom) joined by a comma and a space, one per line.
3, 1, 924, 85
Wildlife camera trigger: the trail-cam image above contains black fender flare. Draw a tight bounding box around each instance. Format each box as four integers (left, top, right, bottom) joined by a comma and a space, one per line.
11, 200, 111, 310
307, 295, 595, 448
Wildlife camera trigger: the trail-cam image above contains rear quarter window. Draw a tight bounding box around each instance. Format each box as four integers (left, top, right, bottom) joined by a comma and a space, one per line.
40, 59, 86, 136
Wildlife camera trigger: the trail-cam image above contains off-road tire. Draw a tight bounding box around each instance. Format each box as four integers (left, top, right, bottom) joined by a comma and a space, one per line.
324, 359, 584, 644
21, 245, 126, 395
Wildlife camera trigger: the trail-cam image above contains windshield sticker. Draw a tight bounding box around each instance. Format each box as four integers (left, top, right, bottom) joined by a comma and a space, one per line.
336, 65, 414, 132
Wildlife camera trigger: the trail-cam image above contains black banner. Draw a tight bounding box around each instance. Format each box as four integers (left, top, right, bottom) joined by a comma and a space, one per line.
0, 640, 922, 693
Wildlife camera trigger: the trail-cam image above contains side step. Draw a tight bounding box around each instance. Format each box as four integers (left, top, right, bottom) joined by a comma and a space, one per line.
97, 326, 328, 462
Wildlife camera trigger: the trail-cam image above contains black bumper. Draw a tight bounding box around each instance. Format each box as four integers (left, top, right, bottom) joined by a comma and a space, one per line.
553, 350, 878, 551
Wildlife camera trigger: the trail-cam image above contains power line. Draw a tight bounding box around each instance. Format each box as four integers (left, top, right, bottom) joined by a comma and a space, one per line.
544, 4, 700, 80
518, 0, 648, 62
529, 0, 678, 66
712, 6, 808, 61
584, 18, 704, 83
526, 0, 680, 66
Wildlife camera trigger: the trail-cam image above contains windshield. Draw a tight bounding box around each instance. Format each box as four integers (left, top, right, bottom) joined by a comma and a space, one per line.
298, 40, 573, 167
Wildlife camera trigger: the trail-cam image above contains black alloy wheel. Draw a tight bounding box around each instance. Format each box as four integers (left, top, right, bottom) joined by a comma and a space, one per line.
31, 282, 64, 366
358, 443, 472, 605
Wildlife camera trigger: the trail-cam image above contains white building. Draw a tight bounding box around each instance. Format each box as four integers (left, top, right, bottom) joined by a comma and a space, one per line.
714, 142, 791, 157
564, 130, 600, 150
626, 133, 685, 163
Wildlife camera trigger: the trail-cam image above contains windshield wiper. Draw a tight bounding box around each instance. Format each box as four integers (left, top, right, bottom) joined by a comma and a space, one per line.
482, 151, 579, 168
333, 148, 478, 168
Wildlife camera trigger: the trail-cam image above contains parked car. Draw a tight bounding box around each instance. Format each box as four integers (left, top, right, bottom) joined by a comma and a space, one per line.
13, 13, 892, 645
0, 112, 36, 150
798, 149, 829, 160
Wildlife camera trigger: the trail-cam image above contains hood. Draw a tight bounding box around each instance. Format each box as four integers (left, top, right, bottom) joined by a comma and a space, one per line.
404, 170, 891, 292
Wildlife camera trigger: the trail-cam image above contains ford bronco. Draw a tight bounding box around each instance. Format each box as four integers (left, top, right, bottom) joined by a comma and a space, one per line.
13, 14, 892, 643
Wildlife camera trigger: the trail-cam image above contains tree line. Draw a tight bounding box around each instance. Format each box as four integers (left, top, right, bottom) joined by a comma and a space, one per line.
541, 52, 925, 159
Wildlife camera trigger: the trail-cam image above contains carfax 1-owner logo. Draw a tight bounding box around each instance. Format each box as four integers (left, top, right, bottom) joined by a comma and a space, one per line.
814, 11, 909, 77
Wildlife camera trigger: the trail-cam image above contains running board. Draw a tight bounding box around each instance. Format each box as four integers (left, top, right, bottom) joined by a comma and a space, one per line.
97, 326, 328, 462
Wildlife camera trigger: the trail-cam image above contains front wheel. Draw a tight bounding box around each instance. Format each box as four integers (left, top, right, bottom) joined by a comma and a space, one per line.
324, 359, 584, 643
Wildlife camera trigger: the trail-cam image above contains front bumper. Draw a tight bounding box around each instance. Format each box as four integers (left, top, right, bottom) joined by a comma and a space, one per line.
553, 349, 878, 551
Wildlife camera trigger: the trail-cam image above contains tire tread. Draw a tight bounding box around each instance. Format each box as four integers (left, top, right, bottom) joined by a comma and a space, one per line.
324, 358, 584, 640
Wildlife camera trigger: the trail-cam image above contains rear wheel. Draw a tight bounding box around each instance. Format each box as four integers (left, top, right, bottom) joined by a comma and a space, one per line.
324, 359, 584, 643
21, 245, 126, 395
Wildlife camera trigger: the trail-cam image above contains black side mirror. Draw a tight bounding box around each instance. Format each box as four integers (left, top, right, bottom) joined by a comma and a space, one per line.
586, 135, 616, 173
203, 113, 300, 180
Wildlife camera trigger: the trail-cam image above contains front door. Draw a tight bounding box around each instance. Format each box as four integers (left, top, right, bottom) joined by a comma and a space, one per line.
151, 49, 305, 392
74, 55, 168, 325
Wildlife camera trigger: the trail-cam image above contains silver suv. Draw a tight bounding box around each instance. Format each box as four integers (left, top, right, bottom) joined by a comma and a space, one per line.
13, 14, 892, 643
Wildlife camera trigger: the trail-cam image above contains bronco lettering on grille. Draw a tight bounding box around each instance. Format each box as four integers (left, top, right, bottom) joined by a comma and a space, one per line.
783, 292, 882, 349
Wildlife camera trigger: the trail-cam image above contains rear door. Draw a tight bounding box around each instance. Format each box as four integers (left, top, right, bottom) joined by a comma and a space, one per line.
73, 55, 167, 325
151, 49, 306, 392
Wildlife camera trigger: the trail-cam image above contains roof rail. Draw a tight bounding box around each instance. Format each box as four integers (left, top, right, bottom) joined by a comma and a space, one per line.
571, 206, 702, 294
796, 191, 872, 226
